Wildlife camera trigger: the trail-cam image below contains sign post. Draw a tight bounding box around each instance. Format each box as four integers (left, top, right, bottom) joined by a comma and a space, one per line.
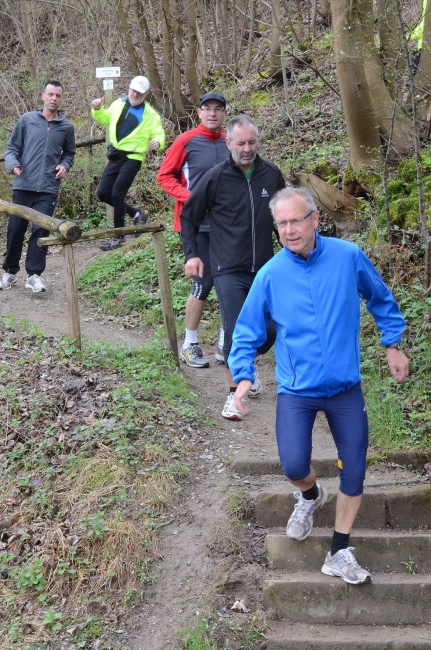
95, 65, 121, 226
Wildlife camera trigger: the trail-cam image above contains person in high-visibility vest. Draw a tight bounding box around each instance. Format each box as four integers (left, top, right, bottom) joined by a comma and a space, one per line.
410, 0, 428, 71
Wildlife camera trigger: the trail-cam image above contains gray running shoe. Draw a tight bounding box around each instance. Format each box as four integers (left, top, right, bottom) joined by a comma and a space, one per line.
221, 392, 243, 421
247, 370, 262, 398
286, 483, 328, 540
321, 547, 372, 585
25, 274, 46, 293
215, 343, 225, 362
1, 272, 17, 290
100, 236, 126, 251
179, 343, 209, 368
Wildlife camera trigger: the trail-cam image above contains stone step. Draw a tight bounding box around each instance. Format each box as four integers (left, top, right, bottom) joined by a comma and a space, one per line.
265, 529, 431, 573
231, 456, 339, 477
231, 450, 430, 477
255, 485, 431, 529
265, 621, 431, 649
263, 572, 431, 625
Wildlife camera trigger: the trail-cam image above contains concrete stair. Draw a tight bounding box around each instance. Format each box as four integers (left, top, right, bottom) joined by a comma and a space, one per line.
243, 451, 431, 648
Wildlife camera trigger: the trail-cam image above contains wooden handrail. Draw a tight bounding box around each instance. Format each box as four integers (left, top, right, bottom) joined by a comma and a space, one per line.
0, 198, 81, 241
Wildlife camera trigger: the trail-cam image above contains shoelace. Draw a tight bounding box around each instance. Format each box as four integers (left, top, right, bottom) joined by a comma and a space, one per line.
189, 344, 203, 358
334, 547, 359, 569
292, 492, 318, 521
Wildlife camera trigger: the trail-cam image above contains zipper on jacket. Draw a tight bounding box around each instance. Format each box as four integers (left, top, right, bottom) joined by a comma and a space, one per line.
246, 177, 256, 271
38, 117, 51, 192
286, 347, 296, 386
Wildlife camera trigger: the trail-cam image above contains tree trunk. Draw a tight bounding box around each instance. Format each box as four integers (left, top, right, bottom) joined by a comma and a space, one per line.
116, 0, 141, 75
160, 0, 186, 119
196, 0, 217, 72
186, 0, 201, 104
270, 0, 283, 80
20, 0, 38, 104
292, 0, 306, 42
245, 0, 256, 71
361, 0, 413, 156
134, 0, 164, 108
377, 0, 406, 97
332, 0, 381, 168
217, 0, 231, 66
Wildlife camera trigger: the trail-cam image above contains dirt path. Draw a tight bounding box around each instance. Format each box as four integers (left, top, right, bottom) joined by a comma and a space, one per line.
0, 242, 144, 347
0, 242, 286, 648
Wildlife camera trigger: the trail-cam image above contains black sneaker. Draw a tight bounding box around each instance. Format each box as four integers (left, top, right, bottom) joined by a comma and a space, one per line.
100, 236, 126, 251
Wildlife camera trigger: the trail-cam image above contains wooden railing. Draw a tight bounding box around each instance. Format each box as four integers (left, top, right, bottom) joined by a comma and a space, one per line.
0, 199, 178, 362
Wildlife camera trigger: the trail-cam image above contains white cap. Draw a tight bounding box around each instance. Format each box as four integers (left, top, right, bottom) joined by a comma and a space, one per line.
129, 76, 150, 94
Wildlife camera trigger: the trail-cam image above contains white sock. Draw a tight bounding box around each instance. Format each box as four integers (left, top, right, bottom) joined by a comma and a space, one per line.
218, 327, 224, 347
184, 329, 198, 348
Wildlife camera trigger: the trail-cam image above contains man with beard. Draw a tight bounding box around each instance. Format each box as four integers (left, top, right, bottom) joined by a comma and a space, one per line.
180, 115, 285, 419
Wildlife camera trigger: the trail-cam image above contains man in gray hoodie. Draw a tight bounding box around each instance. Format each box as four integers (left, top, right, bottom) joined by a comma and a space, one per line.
2, 80, 76, 293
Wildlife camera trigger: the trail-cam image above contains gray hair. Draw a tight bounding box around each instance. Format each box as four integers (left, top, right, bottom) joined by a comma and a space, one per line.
269, 186, 317, 217
226, 114, 259, 140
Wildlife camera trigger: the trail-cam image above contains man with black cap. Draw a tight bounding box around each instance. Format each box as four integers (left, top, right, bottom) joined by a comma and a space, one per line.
157, 92, 229, 368
92, 76, 165, 250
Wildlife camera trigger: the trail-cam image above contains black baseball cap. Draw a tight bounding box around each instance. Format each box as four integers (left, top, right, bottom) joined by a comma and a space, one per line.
199, 92, 227, 108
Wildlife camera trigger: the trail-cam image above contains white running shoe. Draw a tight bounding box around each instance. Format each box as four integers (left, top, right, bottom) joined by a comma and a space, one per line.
321, 547, 372, 585
215, 344, 225, 363
221, 392, 243, 421
1, 272, 17, 290
286, 483, 328, 540
247, 370, 262, 398
25, 274, 46, 293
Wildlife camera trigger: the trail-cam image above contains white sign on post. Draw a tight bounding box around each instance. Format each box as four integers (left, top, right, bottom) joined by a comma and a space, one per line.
96, 67, 121, 78
103, 79, 114, 90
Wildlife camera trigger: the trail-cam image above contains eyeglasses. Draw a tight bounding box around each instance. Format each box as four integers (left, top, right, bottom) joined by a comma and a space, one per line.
273, 210, 315, 230
200, 106, 225, 113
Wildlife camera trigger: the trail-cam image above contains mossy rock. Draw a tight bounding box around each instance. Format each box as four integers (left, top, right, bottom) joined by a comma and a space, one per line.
343, 161, 381, 189
303, 159, 338, 182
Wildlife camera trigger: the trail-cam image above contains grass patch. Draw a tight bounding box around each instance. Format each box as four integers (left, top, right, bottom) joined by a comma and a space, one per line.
77, 225, 220, 342
0, 316, 202, 649
361, 276, 431, 450
181, 611, 266, 649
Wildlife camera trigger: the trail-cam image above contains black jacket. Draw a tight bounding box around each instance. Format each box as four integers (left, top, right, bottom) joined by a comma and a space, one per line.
180, 154, 285, 277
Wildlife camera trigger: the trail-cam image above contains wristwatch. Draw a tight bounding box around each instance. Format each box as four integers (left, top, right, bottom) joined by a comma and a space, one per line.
386, 342, 401, 350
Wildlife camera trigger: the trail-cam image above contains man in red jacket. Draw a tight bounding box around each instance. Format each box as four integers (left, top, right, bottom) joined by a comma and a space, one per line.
156, 93, 229, 368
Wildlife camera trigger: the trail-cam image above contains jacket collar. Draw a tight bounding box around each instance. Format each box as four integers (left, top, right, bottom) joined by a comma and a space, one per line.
283, 230, 324, 264
37, 108, 64, 122
197, 122, 225, 140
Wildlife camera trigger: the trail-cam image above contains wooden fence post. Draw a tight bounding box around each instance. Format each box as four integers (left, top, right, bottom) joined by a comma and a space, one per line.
63, 244, 82, 349
152, 230, 179, 364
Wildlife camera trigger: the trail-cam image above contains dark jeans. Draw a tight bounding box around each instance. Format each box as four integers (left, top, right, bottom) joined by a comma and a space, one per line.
3, 189, 57, 276
97, 157, 142, 228
213, 271, 276, 366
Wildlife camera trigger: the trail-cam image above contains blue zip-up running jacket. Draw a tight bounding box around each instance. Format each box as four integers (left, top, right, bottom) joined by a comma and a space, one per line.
229, 232, 406, 397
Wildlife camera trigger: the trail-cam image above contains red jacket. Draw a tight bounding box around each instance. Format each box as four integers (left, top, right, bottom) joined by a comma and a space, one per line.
156, 122, 228, 231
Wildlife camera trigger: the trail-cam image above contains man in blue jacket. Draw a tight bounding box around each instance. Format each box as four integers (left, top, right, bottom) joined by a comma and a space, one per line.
229, 186, 409, 585
2, 80, 75, 293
